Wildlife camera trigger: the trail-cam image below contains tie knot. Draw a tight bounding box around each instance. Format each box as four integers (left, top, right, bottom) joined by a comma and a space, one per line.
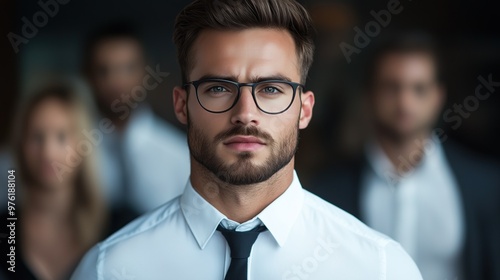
217, 224, 267, 259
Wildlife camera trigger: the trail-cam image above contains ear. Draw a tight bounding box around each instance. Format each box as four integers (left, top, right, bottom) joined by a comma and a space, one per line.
299, 90, 315, 129
173, 86, 188, 125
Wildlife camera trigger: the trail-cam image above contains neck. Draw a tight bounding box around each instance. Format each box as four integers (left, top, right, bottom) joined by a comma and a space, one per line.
24, 182, 74, 221
375, 129, 432, 174
190, 158, 295, 223
109, 114, 129, 132
97, 104, 132, 132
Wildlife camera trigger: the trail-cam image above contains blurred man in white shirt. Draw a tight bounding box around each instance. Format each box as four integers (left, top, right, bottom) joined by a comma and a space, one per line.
83, 24, 190, 215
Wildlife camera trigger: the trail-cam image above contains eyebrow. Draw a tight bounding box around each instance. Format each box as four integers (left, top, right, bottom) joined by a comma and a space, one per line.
195, 74, 294, 83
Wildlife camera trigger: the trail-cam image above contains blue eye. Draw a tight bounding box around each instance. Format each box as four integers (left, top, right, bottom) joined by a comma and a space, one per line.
209, 86, 228, 92
263, 87, 280, 94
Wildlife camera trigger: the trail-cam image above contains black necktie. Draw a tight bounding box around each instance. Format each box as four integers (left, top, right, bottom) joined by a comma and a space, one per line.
217, 224, 267, 280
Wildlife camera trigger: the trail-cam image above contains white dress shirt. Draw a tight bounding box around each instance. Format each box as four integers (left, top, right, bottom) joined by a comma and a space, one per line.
72, 171, 422, 280
361, 137, 465, 280
97, 107, 190, 213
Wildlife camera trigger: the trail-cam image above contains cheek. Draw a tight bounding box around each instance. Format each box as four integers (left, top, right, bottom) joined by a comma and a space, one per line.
265, 113, 298, 138
23, 141, 39, 167
22, 141, 44, 181
95, 76, 109, 89
123, 73, 143, 90
53, 141, 70, 163
422, 100, 440, 121
373, 98, 390, 115
188, 105, 227, 137
57, 134, 78, 160
44, 134, 76, 165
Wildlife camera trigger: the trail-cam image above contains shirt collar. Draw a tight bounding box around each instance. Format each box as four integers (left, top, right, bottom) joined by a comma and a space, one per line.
180, 171, 304, 249
101, 105, 154, 147
365, 133, 445, 182
123, 106, 154, 141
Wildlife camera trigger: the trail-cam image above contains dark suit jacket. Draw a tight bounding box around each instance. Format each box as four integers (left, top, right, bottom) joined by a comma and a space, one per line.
310, 140, 500, 280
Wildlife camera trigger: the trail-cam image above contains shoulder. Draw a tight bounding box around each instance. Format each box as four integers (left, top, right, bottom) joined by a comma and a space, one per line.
443, 139, 500, 176
442, 139, 500, 204
130, 108, 188, 151
71, 198, 183, 280
300, 191, 422, 279
302, 190, 391, 246
313, 157, 365, 183
103, 197, 182, 249
307, 157, 365, 199
127, 111, 189, 166
153, 119, 187, 142
144, 117, 189, 158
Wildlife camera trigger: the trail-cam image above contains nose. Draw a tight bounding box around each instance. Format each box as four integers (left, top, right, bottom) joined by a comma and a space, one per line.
230, 86, 260, 126
40, 136, 60, 164
398, 87, 418, 110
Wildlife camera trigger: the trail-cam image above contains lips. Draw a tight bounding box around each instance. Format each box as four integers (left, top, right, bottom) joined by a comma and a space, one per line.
223, 136, 266, 152
223, 136, 265, 145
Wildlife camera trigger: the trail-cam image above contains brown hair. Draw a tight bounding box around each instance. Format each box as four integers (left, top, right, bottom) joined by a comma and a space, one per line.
13, 80, 107, 251
364, 31, 443, 90
173, 0, 315, 84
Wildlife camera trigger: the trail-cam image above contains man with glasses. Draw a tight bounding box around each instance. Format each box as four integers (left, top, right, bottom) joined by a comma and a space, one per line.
72, 1, 422, 279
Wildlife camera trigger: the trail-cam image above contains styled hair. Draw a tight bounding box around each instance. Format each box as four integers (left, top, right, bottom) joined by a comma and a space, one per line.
83, 21, 144, 74
173, 0, 315, 84
364, 31, 443, 90
13, 80, 107, 250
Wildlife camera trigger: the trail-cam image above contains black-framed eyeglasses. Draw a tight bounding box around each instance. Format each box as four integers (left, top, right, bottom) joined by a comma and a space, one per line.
183, 78, 305, 114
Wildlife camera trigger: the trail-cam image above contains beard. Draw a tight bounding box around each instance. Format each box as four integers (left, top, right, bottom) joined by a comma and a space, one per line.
373, 113, 430, 144
188, 118, 299, 186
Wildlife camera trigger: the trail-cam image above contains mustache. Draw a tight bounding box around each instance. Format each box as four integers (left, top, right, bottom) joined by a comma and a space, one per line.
214, 126, 273, 144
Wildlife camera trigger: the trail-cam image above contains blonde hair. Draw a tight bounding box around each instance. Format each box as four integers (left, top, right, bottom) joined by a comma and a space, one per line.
13, 80, 107, 250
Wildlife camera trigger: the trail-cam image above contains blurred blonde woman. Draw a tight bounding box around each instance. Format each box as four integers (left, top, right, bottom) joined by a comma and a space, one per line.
1, 81, 107, 280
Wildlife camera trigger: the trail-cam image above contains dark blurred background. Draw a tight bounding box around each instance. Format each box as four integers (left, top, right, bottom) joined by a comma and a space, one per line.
1, 0, 499, 186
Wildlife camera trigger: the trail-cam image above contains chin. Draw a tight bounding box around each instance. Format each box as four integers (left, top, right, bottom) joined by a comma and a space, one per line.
221, 147, 265, 159
395, 127, 422, 139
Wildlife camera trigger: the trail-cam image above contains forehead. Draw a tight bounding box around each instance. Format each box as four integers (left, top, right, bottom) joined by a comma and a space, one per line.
92, 38, 143, 63
28, 98, 73, 129
189, 28, 300, 81
376, 52, 436, 81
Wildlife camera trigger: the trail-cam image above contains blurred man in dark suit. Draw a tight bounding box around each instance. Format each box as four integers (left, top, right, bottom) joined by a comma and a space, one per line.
312, 33, 500, 280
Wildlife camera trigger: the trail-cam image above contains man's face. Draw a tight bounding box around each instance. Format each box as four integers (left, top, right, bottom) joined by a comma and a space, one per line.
174, 28, 314, 185
88, 38, 145, 115
370, 52, 444, 140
